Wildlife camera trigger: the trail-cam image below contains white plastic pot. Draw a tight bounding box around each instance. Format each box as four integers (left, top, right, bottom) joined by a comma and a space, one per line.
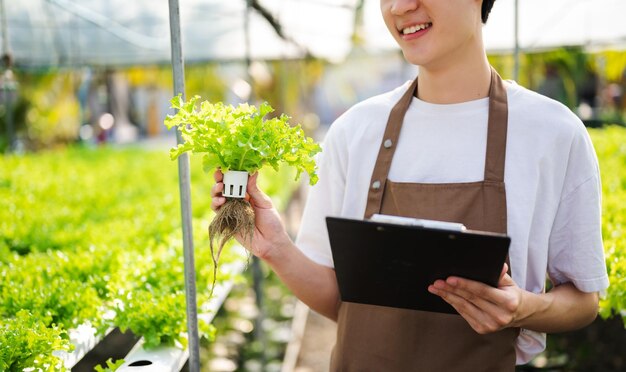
222, 170, 248, 198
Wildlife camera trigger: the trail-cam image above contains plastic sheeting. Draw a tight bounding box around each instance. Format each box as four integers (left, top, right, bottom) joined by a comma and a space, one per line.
3, 0, 356, 68
3, 0, 626, 68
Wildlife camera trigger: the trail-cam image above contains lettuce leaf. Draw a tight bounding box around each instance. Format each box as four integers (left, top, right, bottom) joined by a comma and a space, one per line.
165, 96, 321, 185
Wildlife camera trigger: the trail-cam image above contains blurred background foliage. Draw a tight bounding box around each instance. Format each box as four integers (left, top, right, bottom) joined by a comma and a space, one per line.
3, 47, 626, 153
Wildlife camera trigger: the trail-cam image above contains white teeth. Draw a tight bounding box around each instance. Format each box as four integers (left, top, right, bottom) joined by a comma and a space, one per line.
402, 23, 431, 35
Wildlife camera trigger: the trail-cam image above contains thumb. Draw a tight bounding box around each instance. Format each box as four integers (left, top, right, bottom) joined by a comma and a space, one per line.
500, 263, 508, 280
246, 172, 273, 209
498, 263, 515, 287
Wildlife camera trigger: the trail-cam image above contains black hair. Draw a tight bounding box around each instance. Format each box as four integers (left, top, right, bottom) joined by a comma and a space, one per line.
481, 0, 496, 23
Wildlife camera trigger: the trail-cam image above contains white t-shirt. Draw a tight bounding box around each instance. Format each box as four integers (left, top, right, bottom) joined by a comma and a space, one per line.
295, 80, 610, 364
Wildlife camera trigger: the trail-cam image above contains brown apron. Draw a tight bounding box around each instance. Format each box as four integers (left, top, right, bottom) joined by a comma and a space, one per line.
330, 68, 518, 372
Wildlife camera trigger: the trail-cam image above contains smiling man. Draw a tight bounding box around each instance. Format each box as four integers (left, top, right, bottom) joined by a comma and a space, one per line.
211, 0, 609, 370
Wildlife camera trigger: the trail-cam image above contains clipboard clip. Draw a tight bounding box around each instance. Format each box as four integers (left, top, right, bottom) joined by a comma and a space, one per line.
370, 214, 466, 232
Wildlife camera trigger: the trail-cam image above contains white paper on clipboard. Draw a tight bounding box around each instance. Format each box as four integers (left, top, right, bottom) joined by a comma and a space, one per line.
370, 214, 466, 232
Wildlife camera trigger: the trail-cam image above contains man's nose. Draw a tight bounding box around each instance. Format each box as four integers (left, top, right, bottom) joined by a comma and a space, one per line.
390, 0, 420, 16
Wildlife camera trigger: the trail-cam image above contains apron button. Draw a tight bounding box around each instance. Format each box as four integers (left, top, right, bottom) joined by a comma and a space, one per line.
372, 180, 381, 190
383, 139, 393, 149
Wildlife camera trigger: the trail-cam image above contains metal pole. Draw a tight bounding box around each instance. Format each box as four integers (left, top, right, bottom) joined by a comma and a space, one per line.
513, 0, 520, 81
244, 0, 253, 86
0, 0, 8, 56
245, 0, 267, 366
0, 0, 14, 153
167, 1, 200, 371
5, 79, 13, 152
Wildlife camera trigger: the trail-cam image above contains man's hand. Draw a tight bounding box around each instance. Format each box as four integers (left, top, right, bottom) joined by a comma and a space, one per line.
211, 169, 291, 260
211, 169, 342, 320
428, 263, 526, 334
428, 263, 600, 334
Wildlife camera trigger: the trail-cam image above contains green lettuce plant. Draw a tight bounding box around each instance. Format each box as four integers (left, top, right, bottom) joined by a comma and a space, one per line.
165, 96, 320, 183
164, 96, 321, 293
0, 310, 72, 371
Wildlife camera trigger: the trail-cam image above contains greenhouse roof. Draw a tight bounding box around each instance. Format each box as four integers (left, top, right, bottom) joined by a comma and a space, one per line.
3, 0, 357, 68
3, 0, 626, 69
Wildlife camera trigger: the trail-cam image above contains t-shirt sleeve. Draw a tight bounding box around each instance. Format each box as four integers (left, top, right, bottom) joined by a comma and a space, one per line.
547, 128, 609, 293
295, 124, 348, 268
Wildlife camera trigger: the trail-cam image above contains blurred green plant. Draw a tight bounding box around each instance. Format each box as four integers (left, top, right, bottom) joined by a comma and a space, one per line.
123, 64, 226, 103
94, 358, 125, 372
489, 47, 592, 109
590, 126, 626, 323
0, 148, 239, 370
0, 310, 72, 371
0, 95, 29, 152
0, 147, 305, 370
9, 72, 81, 150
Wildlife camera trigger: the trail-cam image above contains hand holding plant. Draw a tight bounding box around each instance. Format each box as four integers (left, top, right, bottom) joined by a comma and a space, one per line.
165, 96, 321, 291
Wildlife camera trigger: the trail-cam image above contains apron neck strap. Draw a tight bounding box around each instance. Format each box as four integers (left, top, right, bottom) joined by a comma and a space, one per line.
363, 79, 417, 219
484, 67, 508, 183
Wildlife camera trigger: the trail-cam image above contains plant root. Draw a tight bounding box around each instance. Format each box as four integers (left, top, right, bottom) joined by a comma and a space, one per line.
208, 197, 255, 296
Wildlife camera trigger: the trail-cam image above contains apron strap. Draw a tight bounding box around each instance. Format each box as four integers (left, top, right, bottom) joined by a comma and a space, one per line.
364, 78, 418, 219
484, 68, 508, 183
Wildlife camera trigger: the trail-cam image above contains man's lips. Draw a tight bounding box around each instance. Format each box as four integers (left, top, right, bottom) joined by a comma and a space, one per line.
399, 22, 432, 36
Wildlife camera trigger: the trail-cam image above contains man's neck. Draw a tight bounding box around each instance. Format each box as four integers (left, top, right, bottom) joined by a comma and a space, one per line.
416, 54, 492, 104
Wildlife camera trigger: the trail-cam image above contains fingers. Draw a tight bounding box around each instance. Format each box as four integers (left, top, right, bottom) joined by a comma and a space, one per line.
429, 287, 492, 332
500, 263, 509, 281
428, 274, 523, 333
430, 279, 502, 312
211, 180, 223, 197
211, 196, 225, 212
444, 277, 505, 306
210, 173, 225, 212
246, 172, 274, 209
428, 280, 512, 334
213, 169, 223, 182
495, 262, 517, 289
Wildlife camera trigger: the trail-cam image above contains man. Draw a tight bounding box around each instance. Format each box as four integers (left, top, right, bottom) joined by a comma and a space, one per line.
212, 0, 609, 370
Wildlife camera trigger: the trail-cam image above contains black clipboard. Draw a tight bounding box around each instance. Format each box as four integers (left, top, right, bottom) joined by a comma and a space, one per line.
326, 216, 510, 314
